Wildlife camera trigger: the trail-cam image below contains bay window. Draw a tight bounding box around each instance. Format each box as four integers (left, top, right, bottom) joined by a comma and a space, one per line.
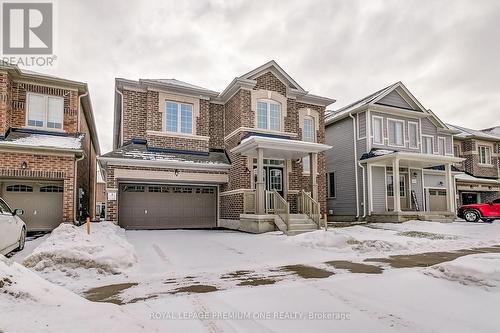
423, 136, 433, 154
388, 119, 404, 146
27, 93, 64, 130
408, 122, 418, 148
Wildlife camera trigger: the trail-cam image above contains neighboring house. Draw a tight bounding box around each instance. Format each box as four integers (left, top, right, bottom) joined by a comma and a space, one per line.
0, 62, 100, 231
325, 82, 463, 222
447, 124, 500, 205
98, 61, 334, 234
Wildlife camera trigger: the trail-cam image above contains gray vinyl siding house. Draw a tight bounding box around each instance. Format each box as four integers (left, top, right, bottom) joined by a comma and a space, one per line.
325, 82, 463, 222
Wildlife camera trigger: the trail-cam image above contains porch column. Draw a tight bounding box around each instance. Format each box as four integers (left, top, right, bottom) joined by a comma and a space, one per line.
445, 163, 455, 212
392, 158, 401, 212
255, 148, 265, 214
309, 152, 318, 201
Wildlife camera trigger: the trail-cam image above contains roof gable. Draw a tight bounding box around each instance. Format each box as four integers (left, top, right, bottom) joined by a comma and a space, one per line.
375, 89, 417, 110
239, 60, 305, 92
326, 82, 450, 131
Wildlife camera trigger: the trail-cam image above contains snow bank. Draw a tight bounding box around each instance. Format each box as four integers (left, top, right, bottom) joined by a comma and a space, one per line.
288, 229, 407, 253
23, 222, 137, 277
288, 230, 354, 250
0, 255, 157, 333
425, 254, 500, 288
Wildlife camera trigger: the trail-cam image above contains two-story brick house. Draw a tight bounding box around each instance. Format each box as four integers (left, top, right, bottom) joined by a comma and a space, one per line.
447, 124, 500, 205
325, 82, 463, 222
0, 62, 100, 231
99, 61, 334, 234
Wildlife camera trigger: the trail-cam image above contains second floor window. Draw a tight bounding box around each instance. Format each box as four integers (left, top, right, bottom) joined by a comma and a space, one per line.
438, 137, 446, 155
166, 101, 193, 134
303, 116, 315, 142
372, 116, 383, 144
302, 116, 315, 174
388, 119, 404, 146
408, 122, 418, 148
257, 99, 281, 131
27, 94, 64, 130
479, 146, 492, 165
423, 136, 433, 154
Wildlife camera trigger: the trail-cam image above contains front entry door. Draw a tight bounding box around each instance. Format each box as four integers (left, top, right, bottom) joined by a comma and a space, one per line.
253, 166, 284, 196
268, 167, 283, 196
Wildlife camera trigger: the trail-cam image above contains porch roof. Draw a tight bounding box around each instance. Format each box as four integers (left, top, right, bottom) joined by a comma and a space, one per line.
231, 135, 332, 159
361, 150, 464, 168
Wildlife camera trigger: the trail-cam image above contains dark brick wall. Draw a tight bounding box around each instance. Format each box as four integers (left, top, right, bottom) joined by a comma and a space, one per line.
209, 103, 224, 149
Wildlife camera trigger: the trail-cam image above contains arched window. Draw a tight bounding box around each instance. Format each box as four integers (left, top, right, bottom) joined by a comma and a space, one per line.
6, 185, 33, 192
256, 99, 281, 131
40, 186, 64, 193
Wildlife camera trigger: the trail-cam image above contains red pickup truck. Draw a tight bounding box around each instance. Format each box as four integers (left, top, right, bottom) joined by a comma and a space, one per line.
457, 198, 500, 222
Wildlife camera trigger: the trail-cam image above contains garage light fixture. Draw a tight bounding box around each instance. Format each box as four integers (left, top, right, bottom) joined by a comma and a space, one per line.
21, 161, 28, 169
174, 169, 180, 176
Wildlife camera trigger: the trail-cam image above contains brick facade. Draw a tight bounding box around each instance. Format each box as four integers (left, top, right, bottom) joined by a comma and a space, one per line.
0, 68, 99, 226
108, 67, 330, 224
455, 138, 500, 179
0, 151, 75, 222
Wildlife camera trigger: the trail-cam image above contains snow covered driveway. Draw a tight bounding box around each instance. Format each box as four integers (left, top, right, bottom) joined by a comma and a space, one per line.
4, 220, 500, 333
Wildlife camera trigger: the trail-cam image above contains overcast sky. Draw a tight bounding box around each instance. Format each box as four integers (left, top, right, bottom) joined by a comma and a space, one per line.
34, 0, 500, 152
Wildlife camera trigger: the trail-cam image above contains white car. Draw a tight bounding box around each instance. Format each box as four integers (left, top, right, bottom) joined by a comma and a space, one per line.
0, 197, 26, 255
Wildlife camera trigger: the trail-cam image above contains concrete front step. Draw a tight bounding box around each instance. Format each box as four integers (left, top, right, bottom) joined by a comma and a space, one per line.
287, 223, 318, 231
417, 215, 454, 223
287, 229, 319, 236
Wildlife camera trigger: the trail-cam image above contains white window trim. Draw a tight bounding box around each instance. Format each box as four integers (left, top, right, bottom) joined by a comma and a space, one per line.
387, 118, 405, 147
437, 137, 447, 156
453, 143, 461, 157
303, 115, 316, 143
387, 174, 406, 198
26, 92, 65, 132
327, 172, 336, 198
165, 100, 194, 135
256, 98, 282, 132
478, 145, 493, 166
408, 121, 419, 149
422, 135, 434, 155
372, 115, 384, 145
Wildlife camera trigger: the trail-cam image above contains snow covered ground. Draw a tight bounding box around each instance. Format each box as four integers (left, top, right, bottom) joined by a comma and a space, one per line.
4, 220, 500, 332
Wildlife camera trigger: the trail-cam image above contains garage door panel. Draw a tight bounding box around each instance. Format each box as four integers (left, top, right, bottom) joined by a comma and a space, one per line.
2, 181, 63, 231
118, 184, 216, 230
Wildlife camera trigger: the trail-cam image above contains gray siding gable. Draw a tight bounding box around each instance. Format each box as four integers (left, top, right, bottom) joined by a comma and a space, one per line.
376, 90, 416, 110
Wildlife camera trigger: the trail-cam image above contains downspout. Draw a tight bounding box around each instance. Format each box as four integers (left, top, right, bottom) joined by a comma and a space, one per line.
349, 113, 360, 218
73, 153, 85, 224
115, 88, 124, 148
358, 162, 366, 218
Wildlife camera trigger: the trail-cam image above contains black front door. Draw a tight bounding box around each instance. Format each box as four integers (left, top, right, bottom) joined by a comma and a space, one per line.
253, 166, 284, 197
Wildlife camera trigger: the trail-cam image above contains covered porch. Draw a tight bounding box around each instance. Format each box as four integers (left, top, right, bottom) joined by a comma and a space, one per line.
231, 136, 331, 233
362, 151, 464, 221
